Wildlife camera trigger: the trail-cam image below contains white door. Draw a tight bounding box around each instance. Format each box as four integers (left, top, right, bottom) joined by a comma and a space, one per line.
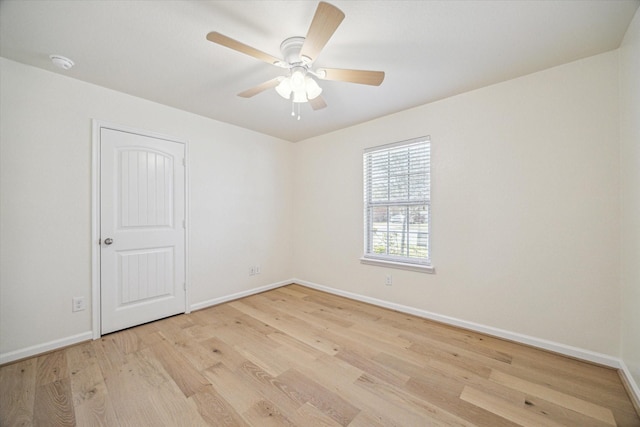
100, 127, 186, 334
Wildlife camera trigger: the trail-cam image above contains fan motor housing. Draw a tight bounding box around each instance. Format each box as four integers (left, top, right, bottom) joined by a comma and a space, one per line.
280, 37, 307, 65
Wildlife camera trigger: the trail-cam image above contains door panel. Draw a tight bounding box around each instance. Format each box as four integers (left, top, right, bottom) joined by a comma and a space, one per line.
119, 149, 174, 228
100, 127, 186, 334
118, 247, 173, 304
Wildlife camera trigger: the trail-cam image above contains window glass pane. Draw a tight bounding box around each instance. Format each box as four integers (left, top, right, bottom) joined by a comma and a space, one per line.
372, 231, 389, 255
364, 137, 430, 266
368, 204, 429, 260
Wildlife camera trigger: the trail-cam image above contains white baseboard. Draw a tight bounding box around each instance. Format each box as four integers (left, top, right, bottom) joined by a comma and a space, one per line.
619, 360, 640, 415
0, 280, 289, 365
293, 278, 623, 367
0, 331, 93, 365
2, 277, 638, 411
293, 278, 640, 407
189, 279, 292, 312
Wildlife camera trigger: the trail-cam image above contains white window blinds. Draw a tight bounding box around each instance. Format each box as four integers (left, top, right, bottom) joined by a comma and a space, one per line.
363, 137, 431, 266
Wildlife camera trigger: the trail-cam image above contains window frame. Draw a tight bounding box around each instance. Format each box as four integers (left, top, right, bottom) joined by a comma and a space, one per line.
361, 136, 434, 273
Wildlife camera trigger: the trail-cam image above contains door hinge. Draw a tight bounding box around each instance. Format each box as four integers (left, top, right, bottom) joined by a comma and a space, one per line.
182, 158, 186, 167
182, 219, 186, 229
98, 238, 101, 245
183, 282, 186, 291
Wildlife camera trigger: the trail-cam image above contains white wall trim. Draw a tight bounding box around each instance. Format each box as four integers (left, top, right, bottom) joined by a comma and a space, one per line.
91, 120, 101, 340
190, 280, 292, 312
619, 360, 640, 415
360, 257, 435, 273
295, 277, 639, 408
0, 279, 288, 365
3, 276, 637, 409
293, 278, 622, 368
184, 139, 191, 314
0, 332, 93, 365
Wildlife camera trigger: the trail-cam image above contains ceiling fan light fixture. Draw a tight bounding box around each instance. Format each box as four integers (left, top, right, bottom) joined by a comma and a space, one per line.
207, 2, 382, 115
292, 89, 307, 103
275, 78, 292, 99
305, 76, 322, 100
290, 68, 306, 91
276, 67, 322, 102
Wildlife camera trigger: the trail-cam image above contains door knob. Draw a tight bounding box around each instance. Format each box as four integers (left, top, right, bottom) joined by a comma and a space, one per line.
104, 238, 114, 245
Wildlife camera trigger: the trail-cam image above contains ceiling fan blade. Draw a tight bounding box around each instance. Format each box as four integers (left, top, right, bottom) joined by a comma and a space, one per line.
207, 32, 282, 66
238, 78, 281, 98
318, 68, 385, 86
309, 95, 327, 110
300, 2, 345, 62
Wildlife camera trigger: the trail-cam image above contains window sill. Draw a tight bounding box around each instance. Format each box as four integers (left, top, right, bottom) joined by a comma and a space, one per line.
360, 257, 435, 274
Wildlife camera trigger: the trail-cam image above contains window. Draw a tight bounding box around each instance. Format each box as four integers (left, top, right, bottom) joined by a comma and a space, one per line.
362, 136, 432, 272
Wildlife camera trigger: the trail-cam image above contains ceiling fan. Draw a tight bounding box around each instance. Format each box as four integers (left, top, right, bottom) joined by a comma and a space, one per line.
206, 1, 385, 117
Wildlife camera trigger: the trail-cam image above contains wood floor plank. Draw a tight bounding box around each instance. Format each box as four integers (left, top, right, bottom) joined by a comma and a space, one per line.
277, 368, 361, 426
347, 410, 398, 427
405, 376, 520, 427
243, 399, 296, 427
490, 369, 617, 425
190, 384, 248, 427
335, 347, 410, 389
35, 350, 68, 386
234, 360, 308, 418
203, 361, 317, 427
2, 284, 639, 426
145, 378, 209, 427
397, 324, 514, 365
66, 343, 119, 426
407, 339, 494, 379
199, 336, 248, 372
276, 348, 456, 426
295, 402, 344, 427
507, 353, 634, 409
0, 358, 37, 426
354, 373, 475, 427
100, 355, 166, 426
460, 385, 566, 427
234, 345, 291, 377
93, 335, 128, 380
143, 339, 211, 398
33, 378, 76, 426
203, 362, 263, 415
231, 299, 341, 356
267, 330, 326, 362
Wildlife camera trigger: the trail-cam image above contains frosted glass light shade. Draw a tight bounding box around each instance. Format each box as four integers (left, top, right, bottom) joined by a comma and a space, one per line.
292, 89, 307, 103
275, 78, 292, 99
305, 76, 322, 100
290, 69, 306, 91
274, 68, 323, 103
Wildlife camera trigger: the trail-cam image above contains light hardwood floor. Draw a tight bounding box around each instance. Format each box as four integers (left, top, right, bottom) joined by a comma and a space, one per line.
1, 284, 639, 426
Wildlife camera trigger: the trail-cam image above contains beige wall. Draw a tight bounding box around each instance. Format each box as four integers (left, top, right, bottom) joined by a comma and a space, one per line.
0, 17, 636, 380
620, 8, 640, 387
293, 51, 621, 355
0, 58, 293, 358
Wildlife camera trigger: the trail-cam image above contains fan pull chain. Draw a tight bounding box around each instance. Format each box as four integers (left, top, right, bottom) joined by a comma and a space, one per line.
290, 99, 302, 120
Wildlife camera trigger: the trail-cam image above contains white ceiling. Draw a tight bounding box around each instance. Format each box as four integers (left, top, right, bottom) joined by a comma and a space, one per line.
1, 0, 638, 142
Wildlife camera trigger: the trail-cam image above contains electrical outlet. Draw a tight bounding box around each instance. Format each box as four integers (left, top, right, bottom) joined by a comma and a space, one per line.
72, 297, 86, 312
385, 275, 393, 286
249, 266, 256, 276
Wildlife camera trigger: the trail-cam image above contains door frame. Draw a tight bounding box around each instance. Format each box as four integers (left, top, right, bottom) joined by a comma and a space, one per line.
91, 119, 190, 339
